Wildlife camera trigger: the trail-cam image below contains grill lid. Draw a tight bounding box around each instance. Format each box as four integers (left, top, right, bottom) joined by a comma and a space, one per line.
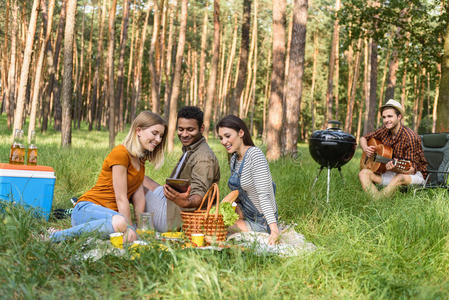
308, 120, 357, 168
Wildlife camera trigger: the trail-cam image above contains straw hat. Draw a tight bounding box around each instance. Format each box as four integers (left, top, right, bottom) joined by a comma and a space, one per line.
380, 99, 405, 116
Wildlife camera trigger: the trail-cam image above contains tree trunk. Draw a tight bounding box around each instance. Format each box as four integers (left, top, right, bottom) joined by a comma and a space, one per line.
132, 0, 152, 122
325, 0, 340, 122
356, 98, 364, 143
262, 46, 271, 143
5, 0, 18, 129
310, 31, 318, 132
241, 18, 255, 118
85, 11, 95, 127
198, 9, 208, 108
384, 48, 399, 101
218, 15, 237, 118
412, 72, 420, 131
167, 0, 188, 152
12, 0, 40, 137
284, 0, 308, 155
230, 0, 250, 116
433, 63, 441, 133
75, 3, 86, 129
90, 0, 106, 130
242, 0, 258, 120
42, 0, 66, 132
400, 58, 408, 107
437, 5, 449, 132
125, 4, 138, 124
158, 1, 168, 93
377, 44, 390, 126
362, 38, 370, 136
344, 38, 362, 134
365, 39, 378, 134
107, 0, 117, 148
163, 4, 176, 118
28, 0, 55, 142
249, 0, 258, 134
266, 0, 286, 160
116, 0, 130, 132
1, 0, 10, 116
203, 0, 220, 139
334, 22, 340, 121
61, 0, 77, 147
98, 0, 113, 130
149, 0, 163, 113
192, 18, 198, 106
345, 42, 353, 127
53, 0, 69, 131
415, 67, 426, 132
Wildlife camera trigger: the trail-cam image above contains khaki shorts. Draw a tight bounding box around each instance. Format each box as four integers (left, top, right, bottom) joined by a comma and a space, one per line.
144, 186, 182, 232
381, 171, 425, 186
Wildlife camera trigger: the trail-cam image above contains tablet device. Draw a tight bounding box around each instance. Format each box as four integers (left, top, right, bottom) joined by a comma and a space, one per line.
166, 178, 190, 193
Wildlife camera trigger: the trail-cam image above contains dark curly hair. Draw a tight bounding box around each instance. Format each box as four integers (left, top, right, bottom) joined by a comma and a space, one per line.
177, 106, 204, 128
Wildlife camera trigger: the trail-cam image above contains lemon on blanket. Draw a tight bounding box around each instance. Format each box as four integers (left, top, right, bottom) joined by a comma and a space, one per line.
129, 241, 149, 259
161, 232, 184, 239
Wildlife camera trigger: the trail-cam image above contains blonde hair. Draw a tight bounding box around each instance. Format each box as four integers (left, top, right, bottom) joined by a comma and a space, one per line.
123, 111, 167, 169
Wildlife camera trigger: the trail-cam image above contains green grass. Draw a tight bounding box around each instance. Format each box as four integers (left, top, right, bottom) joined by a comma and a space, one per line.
1, 116, 449, 299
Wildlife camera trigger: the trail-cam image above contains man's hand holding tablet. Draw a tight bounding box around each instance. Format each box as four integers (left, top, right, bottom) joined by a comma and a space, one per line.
165, 178, 190, 193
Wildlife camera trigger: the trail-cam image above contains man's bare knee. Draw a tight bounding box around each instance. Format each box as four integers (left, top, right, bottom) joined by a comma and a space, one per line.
359, 169, 373, 180
112, 215, 127, 232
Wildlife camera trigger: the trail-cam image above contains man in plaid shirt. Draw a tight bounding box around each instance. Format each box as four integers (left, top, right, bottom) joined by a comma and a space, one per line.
359, 99, 428, 199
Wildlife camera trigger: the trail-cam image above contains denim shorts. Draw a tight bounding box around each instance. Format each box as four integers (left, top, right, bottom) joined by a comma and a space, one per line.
244, 219, 269, 233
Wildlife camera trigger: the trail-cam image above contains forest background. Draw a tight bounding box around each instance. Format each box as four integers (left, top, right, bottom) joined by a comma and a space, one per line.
2, 1, 449, 298
1, 0, 449, 159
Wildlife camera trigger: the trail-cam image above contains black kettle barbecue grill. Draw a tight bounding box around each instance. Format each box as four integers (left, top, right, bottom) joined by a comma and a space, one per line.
309, 120, 357, 202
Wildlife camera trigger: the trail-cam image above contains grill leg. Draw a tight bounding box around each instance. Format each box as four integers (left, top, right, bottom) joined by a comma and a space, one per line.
327, 168, 331, 203
312, 166, 324, 188
338, 167, 345, 183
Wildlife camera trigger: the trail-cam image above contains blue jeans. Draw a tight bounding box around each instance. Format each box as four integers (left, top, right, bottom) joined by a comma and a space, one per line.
50, 201, 120, 242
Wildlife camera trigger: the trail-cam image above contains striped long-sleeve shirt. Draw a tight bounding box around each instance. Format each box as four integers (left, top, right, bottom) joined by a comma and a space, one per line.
230, 147, 277, 225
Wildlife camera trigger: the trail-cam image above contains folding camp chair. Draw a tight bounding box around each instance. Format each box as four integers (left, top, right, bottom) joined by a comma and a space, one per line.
413, 132, 449, 196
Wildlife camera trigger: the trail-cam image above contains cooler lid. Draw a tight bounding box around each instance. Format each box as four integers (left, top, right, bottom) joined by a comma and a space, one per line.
0, 163, 55, 179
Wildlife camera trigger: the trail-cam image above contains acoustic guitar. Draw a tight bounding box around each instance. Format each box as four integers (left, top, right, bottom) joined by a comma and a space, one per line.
360, 138, 411, 174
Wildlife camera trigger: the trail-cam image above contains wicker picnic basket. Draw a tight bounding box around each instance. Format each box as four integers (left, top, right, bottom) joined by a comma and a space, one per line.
181, 183, 227, 242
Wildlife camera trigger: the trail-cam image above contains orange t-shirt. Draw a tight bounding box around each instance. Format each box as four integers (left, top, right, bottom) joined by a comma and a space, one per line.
78, 144, 145, 211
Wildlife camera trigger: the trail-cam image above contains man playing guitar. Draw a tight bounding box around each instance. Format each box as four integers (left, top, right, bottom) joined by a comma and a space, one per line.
359, 99, 428, 199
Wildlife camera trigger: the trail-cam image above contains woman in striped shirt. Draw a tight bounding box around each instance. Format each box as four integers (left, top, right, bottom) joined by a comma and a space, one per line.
216, 115, 280, 245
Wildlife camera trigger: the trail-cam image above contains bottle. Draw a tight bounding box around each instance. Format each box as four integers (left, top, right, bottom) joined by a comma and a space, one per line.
9, 129, 21, 164
27, 130, 38, 166
17, 130, 26, 165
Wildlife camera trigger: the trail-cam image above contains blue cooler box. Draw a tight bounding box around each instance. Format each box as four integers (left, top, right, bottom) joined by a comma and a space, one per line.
0, 163, 56, 220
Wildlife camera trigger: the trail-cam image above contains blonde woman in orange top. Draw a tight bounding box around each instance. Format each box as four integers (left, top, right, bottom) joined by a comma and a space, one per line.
50, 111, 167, 242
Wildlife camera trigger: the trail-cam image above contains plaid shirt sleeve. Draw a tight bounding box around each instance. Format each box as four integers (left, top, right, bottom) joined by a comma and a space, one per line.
363, 127, 388, 141
400, 131, 419, 170
398, 127, 428, 175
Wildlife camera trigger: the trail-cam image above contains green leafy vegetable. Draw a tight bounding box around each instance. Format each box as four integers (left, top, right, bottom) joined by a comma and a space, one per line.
211, 202, 239, 226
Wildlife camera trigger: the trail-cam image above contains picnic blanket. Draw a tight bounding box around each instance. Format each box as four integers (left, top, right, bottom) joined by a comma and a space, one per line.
72, 225, 316, 261
227, 225, 316, 257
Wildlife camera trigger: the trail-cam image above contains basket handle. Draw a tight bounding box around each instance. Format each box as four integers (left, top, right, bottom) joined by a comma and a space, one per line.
194, 183, 215, 213
205, 183, 220, 219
